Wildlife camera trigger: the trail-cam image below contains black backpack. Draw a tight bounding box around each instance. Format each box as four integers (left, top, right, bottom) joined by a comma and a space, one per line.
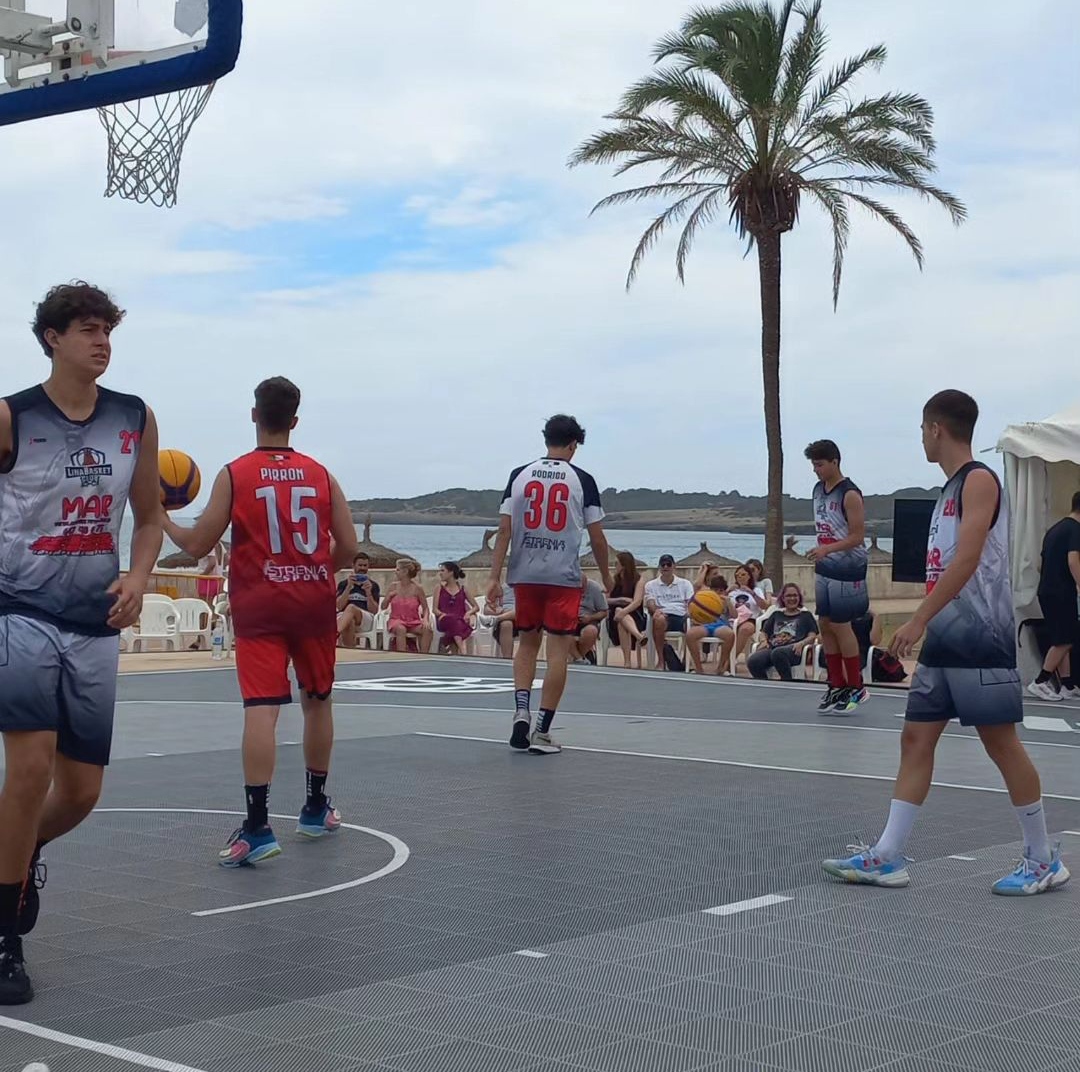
663, 642, 686, 673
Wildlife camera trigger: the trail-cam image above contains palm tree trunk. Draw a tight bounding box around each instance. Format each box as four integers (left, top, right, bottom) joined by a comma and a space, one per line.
756, 230, 784, 587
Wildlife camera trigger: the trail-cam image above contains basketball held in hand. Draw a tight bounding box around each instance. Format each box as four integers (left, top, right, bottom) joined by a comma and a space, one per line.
688, 588, 726, 624
159, 449, 201, 510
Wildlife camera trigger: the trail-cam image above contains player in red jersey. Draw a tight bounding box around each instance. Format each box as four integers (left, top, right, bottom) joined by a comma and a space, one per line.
164, 378, 358, 866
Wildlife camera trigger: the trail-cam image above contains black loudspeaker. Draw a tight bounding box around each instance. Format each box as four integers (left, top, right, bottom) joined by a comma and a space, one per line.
892, 499, 936, 584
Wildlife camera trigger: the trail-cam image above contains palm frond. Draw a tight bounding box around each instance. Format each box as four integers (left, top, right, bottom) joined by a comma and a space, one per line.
814, 174, 968, 224
841, 191, 925, 268
620, 189, 710, 289
802, 182, 849, 308
775, 1, 825, 144
675, 189, 726, 281
798, 46, 887, 127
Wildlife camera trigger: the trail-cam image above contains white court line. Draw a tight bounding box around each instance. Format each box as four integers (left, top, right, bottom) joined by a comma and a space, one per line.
94, 809, 409, 916
948, 855, 977, 861
514, 949, 549, 958
703, 894, 793, 916
0, 1015, 208, 1072
113, 699, 1080, 751
414, 731, 1080, 802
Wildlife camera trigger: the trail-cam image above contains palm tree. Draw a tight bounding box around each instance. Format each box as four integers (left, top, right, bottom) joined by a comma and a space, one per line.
569, 0, 965, 584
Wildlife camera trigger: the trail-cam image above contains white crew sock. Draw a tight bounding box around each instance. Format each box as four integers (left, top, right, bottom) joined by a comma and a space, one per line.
873, 799, 921, 861
1015, 799, 1052, 865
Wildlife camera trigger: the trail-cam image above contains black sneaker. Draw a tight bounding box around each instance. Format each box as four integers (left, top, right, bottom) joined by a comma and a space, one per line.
0, 935, 33, 1005
831, 687, 854, 714
17, 846, 46, 937
817, 688, 839, 713
584, 650, 597, 666
510, 719, 531, 751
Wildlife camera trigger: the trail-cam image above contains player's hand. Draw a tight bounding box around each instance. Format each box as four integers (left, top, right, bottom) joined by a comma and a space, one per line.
806, 546, 827, 562
889, 618, 924, 659
107, 574, 146, 629
486, 578, 502, 605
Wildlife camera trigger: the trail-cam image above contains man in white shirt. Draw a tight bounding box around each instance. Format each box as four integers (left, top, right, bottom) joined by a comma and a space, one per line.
644, 554, 694, 670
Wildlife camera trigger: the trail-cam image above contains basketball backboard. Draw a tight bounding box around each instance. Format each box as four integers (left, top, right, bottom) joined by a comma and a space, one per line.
0, 0, 242, 126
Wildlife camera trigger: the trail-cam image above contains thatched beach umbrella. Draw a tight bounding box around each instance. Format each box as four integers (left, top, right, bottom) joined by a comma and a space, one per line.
677, 542, 740, 569
784, 535, 808, 563
868, 533, 892, 562
156, 537, 230, 571
355, 517, 405, 569
580, 545, 646, 568
157, 549, 198, 570
460, 529, 498, 569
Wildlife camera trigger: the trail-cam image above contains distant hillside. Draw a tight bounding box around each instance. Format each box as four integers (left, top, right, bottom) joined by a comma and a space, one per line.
347, 485, 940, 535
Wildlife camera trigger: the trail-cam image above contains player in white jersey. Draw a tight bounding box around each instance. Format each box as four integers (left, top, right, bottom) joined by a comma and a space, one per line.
824, 391, 1067, 900
804, 440, 870, 714
488, 415, 611, 754
0, 284, 162, 1004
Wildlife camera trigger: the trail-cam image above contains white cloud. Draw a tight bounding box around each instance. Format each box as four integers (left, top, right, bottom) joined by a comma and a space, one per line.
0, 0, 1075, 511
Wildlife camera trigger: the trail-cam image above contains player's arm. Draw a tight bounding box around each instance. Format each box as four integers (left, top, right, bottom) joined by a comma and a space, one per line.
869, 613, 884, 647
162, 467, 232, 560
0, 400, 11, 468
107, 408, 164, 628
587, 521, 611, 591
488, 514, 512, 596
328, 476, 359, 570
1069, 550, 1080, 592
892, 469, 999, 656
124, 407, 165, 584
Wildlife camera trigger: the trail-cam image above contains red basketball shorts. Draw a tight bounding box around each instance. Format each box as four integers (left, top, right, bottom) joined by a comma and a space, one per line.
512, 584, 583, 635
234, 632, 336, 708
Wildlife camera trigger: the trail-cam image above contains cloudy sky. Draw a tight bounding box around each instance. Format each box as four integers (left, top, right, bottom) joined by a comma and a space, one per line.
2, 0, 1076, 507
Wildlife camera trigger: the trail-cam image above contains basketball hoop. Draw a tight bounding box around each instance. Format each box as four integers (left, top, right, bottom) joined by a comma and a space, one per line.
97, 80, 215, 208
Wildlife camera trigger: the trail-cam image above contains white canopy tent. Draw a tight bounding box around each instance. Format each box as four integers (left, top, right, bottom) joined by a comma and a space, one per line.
997, 402, 1080, 681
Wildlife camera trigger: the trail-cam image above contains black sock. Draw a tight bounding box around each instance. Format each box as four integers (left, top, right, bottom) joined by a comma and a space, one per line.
244, 784, 269, 832
514, 689, 531, 723
0, 881, 21, 936
1063, 677, 1075, 690
538, 708, 556, 734
305, 769, 328, 811
1037, 670, 1053, 684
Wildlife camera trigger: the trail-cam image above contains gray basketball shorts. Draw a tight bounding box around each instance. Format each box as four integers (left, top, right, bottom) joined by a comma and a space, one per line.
0, 614, 120, 766
905, 664, 1023, 727
814, 574, 869, 625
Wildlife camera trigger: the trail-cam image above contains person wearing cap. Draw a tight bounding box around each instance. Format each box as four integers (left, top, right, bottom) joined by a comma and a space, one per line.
644, 555, 694, 670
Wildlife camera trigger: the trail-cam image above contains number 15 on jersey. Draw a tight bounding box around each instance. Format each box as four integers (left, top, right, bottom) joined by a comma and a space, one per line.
255, 484, 320, 554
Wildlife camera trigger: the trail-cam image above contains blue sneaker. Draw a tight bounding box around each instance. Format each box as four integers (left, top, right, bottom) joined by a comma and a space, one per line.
219, 825, 282, 868
992, 845, 1070, 896
822, 844, 910, 888
297, 799, 342, 838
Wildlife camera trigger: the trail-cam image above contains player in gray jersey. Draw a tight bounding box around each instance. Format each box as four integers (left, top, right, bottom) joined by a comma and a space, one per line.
0, 284, 162, 1004
488, 415, 610, 755
824, 391, 1067, 901
805, 440, 870, 714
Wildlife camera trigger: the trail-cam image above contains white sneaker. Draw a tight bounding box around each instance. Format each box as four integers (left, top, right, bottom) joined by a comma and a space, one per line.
1027, 680, 1062, 702
1060, 685, 1080, 702
528, 731, 562, 755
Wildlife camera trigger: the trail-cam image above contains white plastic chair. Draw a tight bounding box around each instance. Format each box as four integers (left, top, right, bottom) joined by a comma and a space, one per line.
811, 644, 876, 683
644, 612, 687, 671
129, 597, 180, 652
173, 598, 213, 650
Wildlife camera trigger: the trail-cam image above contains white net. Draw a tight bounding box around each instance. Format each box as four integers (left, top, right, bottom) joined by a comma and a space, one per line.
97, 81, 215, 208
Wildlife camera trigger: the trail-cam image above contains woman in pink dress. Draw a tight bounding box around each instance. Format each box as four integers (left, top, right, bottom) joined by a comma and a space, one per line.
434, 561, 477, 654
382, 559, 432, 654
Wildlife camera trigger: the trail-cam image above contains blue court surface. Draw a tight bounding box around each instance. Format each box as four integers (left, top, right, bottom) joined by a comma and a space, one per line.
3, 658, 1080, 1072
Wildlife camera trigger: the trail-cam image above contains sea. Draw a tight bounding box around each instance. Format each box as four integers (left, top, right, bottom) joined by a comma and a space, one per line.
130, 519, 893, 571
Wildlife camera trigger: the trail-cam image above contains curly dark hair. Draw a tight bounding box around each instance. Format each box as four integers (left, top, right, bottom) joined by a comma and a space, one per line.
32, 281, 126, 357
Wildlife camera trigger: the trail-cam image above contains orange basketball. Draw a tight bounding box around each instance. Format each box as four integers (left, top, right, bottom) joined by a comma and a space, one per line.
159, 449, 201, 510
